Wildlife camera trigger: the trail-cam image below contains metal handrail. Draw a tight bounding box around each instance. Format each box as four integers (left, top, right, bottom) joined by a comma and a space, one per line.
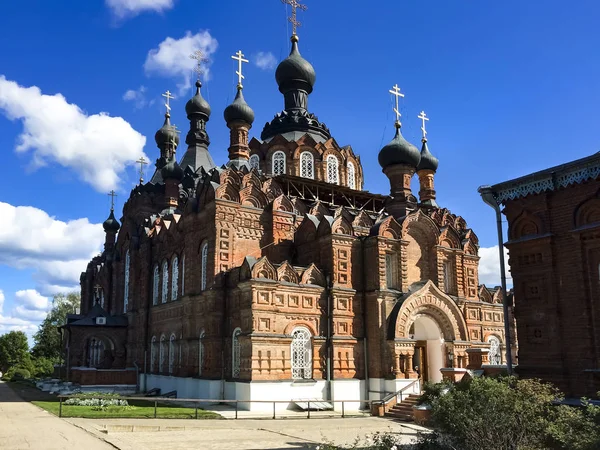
376, 379, 419, 406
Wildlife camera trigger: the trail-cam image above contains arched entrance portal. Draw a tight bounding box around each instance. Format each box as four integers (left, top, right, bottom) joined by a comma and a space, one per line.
410, 315, 444, 384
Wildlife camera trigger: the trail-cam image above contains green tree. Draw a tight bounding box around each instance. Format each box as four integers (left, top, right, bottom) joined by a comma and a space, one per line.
31, 292, 80, 361
0, 330, 29, 372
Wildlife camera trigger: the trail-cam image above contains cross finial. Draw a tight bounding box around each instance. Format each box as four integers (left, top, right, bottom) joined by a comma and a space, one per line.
231, 50, 249, 89
418, 110, 429, 141
162, 90, 174, 115
136, 156, 148, 184
389, 84, 405, 127
282, 0, 307, 36
190, 50, 209, 81
108, 190, 117, 211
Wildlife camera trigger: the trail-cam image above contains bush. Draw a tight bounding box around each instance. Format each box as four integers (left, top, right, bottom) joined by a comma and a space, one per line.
31, 357, 56, 378
416, 381, 452, 406
10, 368, 31, 381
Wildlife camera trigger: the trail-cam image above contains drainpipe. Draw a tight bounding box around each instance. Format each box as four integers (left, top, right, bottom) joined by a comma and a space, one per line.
325, 271, 333, 402
360, 236, 369, 407
478, 185, 514, 375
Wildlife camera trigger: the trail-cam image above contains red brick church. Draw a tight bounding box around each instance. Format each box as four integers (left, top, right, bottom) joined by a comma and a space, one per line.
62, 14, 515, 410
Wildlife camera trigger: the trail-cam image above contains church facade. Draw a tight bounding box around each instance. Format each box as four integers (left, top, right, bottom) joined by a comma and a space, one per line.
63, 28, 515, 410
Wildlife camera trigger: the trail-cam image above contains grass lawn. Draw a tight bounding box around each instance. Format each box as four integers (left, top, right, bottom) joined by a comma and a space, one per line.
32, 400, 222, 419
7, 381, 221, 420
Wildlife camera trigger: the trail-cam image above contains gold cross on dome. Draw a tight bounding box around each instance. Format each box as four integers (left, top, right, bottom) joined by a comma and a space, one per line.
162, 90, 174, 114
231, 50, 249, 88
389, 84, 404, 126
282, 0, 307, 36
418, 110, 429, 140
108, 190, 117, 210
190, 50, 209, 80
136, 156, 148, 184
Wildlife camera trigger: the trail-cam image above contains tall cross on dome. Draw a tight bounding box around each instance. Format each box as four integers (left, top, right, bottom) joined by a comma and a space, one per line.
418, 110, 429, 141
108, 190, 117, 211
190, 50, 209, 81
389, 84, 404, 126
136, 156, 148, 184
282, 0, 307, 36
162, 90, 174, 115
231, 50, 249, 89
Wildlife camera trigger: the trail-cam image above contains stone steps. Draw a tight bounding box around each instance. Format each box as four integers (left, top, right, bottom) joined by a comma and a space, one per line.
385, 394, 420, 422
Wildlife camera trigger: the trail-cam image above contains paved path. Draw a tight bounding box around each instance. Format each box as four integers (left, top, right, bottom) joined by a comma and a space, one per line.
0, 381, 113, 450
67, 417, 426, 449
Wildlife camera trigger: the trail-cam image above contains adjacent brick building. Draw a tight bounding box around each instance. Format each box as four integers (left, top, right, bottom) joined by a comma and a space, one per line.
63, 31, 515, 410
488, 153, 600, 398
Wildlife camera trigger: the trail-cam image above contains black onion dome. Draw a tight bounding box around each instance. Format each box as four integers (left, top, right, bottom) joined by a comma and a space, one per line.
275, 36, 316, 94
161, 156, 184, 181
102, 209, 120, 232
154, 114, 180, 148
378, 125, 421, 169
224, 88, 255, 125
417, 139, 439, 172
185, 80, 211, 119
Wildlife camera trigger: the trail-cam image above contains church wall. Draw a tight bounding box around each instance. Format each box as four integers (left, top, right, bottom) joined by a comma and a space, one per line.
503, 179, 600, 398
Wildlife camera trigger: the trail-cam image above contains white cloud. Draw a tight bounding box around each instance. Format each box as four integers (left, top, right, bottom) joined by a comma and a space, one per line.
0, 289, 41, 337
0, 202, 104, 295
254, 52, 277, 71
144, 30, 218, 95
123, 85, 149, 109
0, 76, 147, 193
106, 0, 174, 19
478, 245, 512, 287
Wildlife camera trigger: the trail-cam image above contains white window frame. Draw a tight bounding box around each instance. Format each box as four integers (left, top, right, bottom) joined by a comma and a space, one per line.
171, 256, 179, 301
232, 327, 241, 378
488, 335, 502, 365
181, 254, 186, 296
249, 154, 260, 170
272, 151, 286, 176
198, 330, 205, 377
300, 151, 314, 179
124, 249, 130, 313
326, 155, 339, 184
162, 260, 169, 303
201, 242, 208, 291
150, 336, 157, 372
169, 334, 176, 375
159, 335, 166, 373
152, 265, 159, 306
347, 161, 356, 189
291, 327, 312, 380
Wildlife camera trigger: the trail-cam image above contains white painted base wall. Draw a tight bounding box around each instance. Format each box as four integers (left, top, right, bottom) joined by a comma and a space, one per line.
142, 375, 369, 412
368, 378, 421, 401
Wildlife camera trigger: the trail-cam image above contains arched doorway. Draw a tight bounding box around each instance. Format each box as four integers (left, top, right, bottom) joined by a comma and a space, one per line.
410, 315, 445, 384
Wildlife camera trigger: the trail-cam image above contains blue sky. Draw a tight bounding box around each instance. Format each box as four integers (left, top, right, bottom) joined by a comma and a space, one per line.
0, 0, 598, 338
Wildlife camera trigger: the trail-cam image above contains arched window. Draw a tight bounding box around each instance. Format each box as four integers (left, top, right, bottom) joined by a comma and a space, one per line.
161, 260, 169, 303
124, 249, 130, 313
201, 242, 208, 291
326, 155, 339, 184
171, 256, 179, 301
153, 265, 159, 306
150, 336, 157, 372
488, 336, 502, 365
272, 151, 286, 175
443, 260, 454, 293
169, 334, 176, 375
249, 154, 260, 170
181, 254, 186, 296
159, 335, 166, 373
347, 162, 356, 189
232, 327, 241, 378
198, 330, 205, 377
88, 338, 104, 367
291, 327, 312, 379
300, 151, 314, 179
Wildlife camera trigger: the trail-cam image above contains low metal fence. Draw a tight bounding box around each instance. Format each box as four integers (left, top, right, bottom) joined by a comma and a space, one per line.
56, 394, 370, 420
